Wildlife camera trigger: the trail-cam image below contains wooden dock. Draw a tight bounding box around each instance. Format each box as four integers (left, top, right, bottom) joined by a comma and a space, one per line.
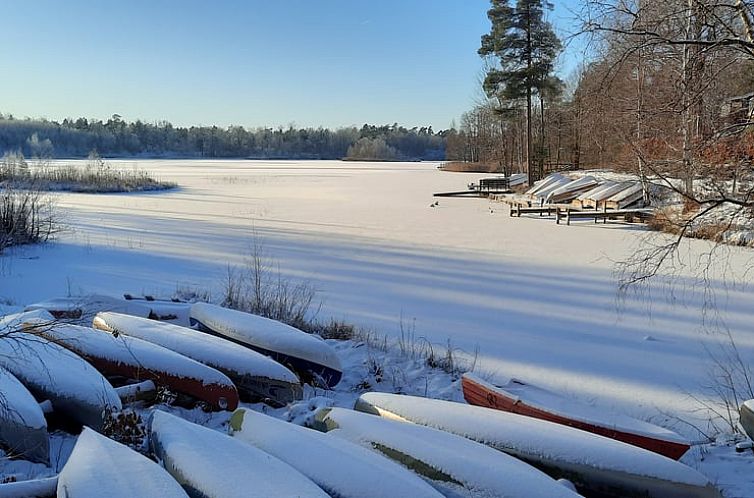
555, 207, 654, 225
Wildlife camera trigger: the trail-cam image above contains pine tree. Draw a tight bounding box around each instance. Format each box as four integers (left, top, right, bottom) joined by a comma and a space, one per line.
479, 0, 562, 185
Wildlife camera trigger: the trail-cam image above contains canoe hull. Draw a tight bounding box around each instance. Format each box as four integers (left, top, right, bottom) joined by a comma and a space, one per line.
191, 318, 342, 388
741, 401, 754, 440
355, 394, 722, 498
461, 374, 690, 460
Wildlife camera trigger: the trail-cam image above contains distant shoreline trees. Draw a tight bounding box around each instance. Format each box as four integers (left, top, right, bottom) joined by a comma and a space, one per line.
0, 114, 446, 162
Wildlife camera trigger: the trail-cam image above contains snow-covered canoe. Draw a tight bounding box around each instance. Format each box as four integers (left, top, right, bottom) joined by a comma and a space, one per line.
190, 303, 342, 388
33, 323, 238, 412
57, 427, 187, 498
0, 366, 49, 464
462, 373, 690, 459
546, 176, 599, 204
25, 295, 152, 321
741, 399, 754, 440
150, 410, 329, 498
0, 476, 58, 498
355, 393, 721, 498
0, 311, 122, 431
94, 312, 302, 406
313, 407, 582, 498
229, 408, 443, 498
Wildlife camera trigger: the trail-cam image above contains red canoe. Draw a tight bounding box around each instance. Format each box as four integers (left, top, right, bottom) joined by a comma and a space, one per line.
35, 322, 239, 411
461, 373, 690, 460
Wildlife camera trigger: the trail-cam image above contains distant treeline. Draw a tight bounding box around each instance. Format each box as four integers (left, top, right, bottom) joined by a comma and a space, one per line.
0, 114, 447, 161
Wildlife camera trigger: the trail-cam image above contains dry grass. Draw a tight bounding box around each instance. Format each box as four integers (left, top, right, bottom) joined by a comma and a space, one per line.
440, 161, 502, 173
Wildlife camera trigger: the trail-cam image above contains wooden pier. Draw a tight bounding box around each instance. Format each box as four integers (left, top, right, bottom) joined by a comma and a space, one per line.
555, 207, 654, 225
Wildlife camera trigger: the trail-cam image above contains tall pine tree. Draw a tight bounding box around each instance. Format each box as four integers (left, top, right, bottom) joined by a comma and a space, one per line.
479, 0, 562, 184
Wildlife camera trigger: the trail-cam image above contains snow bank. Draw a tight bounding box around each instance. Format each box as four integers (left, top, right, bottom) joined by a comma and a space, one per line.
229, 408, 443, 498
150, 410, 329, 498
190, 303, 342, 387
94, 312, 301, 405
36, 322, 238, 411
0, 366, 49, 464
57, 427, 187, 497
315, 407, 582, 498
0, 312, 121, 431
356, 393, 721, 498
0, 476, 57, 498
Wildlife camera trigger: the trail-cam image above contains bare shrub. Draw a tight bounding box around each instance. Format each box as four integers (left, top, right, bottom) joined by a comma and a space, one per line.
221, 239, 320, 331
0, 186, 59, 253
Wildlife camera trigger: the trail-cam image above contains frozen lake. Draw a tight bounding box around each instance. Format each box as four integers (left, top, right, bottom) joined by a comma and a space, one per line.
3, 159, 754, 431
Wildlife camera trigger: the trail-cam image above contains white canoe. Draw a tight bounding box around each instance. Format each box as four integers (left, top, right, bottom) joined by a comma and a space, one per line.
25, 295, 152, 321
34, 323, 238, 412
314, 407, 582, 498
355, 393, 721, 498
190, 303, 342, 388
150, 410, 329, 498
0, 311, 121, 431
229, 408, 443, 498
94, 312, 302, 406
741, 399, 754, 440
0, 366, 49, 464
0, 476, 58, 498
57, 427, 187, 498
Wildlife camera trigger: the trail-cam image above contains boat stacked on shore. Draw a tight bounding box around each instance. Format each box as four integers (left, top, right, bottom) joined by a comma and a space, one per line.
0, 296, 728, 497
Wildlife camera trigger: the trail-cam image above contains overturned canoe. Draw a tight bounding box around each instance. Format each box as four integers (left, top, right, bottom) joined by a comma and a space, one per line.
0, 311, 121, 431
314, 407, 582, 498
741, 400, 754, 440
57, 427, 187, 498
229, 408, 443, 498
94, 312, 301, 406
0, 366, 49, 465
355, 393, 721, 498
462, 373, 690, 459
25, 295, 152, 321
0, 476, 57, 498
34, 323, 238, 411
190, 303, 342, 388
150, 410, 329, 498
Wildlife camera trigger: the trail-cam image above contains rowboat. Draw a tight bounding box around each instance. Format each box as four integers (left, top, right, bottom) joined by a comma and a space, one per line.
462, 373, 690, 459
0, 311, 122, 431
229, 408, 443, 498
0, 366, 49, 465
190, 303, 342, 388
355, 393, 721, 498
150, 410, 329, 498
313, 407, 581, 498
33, 323, 238, 411
57, 428, 187, 497
741, 399, 754, 440
93, 312, 302, 406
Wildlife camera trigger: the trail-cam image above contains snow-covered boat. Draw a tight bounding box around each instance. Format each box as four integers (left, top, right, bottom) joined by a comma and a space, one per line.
0, 311, 122, 431
461, 373, 690, 459
229, 408, 443, 498
93, 312, 302, 406
741, 399, 754, 440
150, 410, 329, 498
355, 393, 721, 498
190, 303, 342, 388
546, 176, 599, 204
34, 323, 238, 412
57, 427, 187, 498
0, 476, 58, 498
604, 182, 645, 209
24, 295, 152, 321
313, 407, 582, 498
0, 366, 49, 465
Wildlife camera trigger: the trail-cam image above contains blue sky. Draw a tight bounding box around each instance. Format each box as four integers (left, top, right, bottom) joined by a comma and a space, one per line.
1, 1, 584, 130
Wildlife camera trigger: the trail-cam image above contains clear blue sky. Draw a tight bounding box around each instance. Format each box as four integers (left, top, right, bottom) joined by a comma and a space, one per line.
1, 1, 584, 130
